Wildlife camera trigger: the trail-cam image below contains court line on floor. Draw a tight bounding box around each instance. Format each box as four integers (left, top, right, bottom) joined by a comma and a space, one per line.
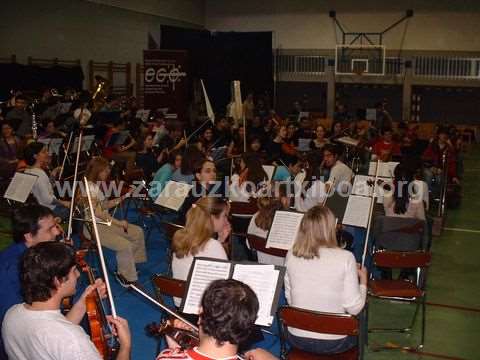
370, 343, 465, 360
443, 227, 480, 234
426, 302, 480, 313
406, 349, 465, 360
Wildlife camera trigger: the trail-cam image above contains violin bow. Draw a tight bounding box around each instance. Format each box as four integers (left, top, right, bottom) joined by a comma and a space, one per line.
126, 282, 199, 332
67, 130, 83, 239
84, 176, 118, 318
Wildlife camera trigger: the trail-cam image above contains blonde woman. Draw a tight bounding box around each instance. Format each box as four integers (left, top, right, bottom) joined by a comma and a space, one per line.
284, 206, 367, 355
83, 157, 147, 284
172, 197, 230, 305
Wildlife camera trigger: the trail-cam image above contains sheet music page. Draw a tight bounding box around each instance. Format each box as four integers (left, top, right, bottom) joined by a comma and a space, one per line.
70, 137, 81, 154
368, 162, 399, 178
4, 172, 37, 203
342, 195, 373, 228
262, 165, 275, 181
297, 138, 311, 152
183, 259, 232, 314
135, 109, 151, 122
266, 211, 304, 250
38, 138, 51, 147
337, 136, 360, 147
376, 177, 394, 204
81, 135, 95, 152
115, 131, 130, 145
210, 146, 227, 161
232, 264, 279, 326
154, 181, 193, 210
352, 175, 373, 197
49, 138, 64, 155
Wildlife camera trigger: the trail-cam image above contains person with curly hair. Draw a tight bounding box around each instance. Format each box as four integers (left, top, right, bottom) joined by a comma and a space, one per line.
157, 279, 278, 360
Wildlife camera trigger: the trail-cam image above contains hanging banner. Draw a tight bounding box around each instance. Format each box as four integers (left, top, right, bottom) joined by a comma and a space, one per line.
143, 50, 188, 118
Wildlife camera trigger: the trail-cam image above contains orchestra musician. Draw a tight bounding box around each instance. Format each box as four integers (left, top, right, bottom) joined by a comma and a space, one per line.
82, 157, 147, 285
157, 279, 278, 360
23, 142, 71, 220
2, 241, 132, 360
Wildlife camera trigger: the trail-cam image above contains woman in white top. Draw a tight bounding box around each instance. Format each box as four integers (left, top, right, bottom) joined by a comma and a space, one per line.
172, 196, 230, 306
82, 157, 147, 283
383, 164, 425, 221
247, 196, 288, 266
24, 142, 70, 220
230, 153, 268, 202
294, 152, 327, 213
284, 206, 368, 355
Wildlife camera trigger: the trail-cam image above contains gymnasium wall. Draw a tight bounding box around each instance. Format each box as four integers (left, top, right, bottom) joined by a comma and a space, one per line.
205, 0, 480, 51
0, 0, 203, 88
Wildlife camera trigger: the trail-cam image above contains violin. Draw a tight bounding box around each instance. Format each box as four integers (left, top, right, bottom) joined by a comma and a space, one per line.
76, 251, 118, 359
146, 319, 199, 349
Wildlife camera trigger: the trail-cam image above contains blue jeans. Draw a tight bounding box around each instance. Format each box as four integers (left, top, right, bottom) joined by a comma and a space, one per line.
287, 332, 357, 355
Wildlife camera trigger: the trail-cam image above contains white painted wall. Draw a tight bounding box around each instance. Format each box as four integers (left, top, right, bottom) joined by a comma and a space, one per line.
0, 0, 203, 90
205, 0, 480, 51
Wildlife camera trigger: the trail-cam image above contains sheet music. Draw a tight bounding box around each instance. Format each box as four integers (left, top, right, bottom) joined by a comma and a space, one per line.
262, 165, 275, 181
337, 136, 360, 147
210, 146, 227, 161
266, 211, 304, 250
376, 177, 394, 204
183, 259, 232, 314
49, 138, 64, 156
135, 109, 151, 122
232, 264, 279, 326
297, 138, 311, 152
59, 102, 72, 114
352, 175, 374, 197
368, 161, 399, 178
297, 111, 309, 121
342, 195, 373, 228
154, 181, 193, 211
114, 131, 130, 146
70, 136, 81, 154
81, 135, 95, 152
366, 108, 376, 121
4, 172, 38, 203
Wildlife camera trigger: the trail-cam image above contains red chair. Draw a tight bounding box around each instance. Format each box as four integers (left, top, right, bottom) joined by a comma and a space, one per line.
163, 222, 184, 241
152, 274, 186, 300
278, 306, 361, 360
246, 234, 288, 259
368, 250, 432, 350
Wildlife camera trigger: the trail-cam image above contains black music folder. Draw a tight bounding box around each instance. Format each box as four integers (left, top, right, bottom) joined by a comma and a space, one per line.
181, 257, 285, 327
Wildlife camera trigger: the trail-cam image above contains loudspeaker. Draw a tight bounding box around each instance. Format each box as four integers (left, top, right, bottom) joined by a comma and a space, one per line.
406, 9, 414, 17
329, 10, 336, 18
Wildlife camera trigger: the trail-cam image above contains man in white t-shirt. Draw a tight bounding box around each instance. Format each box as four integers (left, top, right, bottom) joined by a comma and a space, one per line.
2, 242, 131, 360
323, 144, 353, 195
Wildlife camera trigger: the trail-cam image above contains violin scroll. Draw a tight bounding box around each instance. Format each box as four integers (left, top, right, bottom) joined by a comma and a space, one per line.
146, 320, 199, 349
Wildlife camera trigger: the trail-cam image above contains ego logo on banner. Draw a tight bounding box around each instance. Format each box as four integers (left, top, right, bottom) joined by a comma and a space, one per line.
144, 65, 187, 91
